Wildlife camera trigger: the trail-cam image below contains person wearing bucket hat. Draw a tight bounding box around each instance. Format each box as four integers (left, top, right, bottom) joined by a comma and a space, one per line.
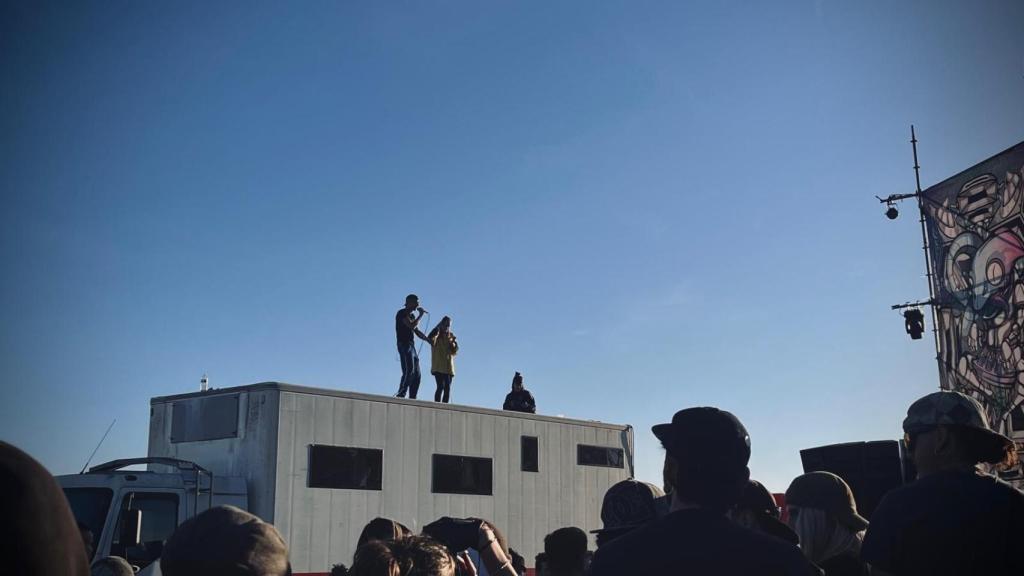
900, 390, 1018, 475
784, 472, 869, 576
728, 480, 800, 547
862, 390, 1024, 576
591, 479, 665, 548
590, 407, 819, 576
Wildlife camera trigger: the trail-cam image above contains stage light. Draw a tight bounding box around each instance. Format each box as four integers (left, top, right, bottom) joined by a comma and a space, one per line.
886, 205, 899, 220
904, 308, 924, 340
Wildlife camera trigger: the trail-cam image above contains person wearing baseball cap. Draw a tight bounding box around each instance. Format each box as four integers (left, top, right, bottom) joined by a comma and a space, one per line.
785, 472, 869, 576
729, 480, 800, 547
590, 407, 819, 576
862, 390, 1024, 575
591, 479, 665, 548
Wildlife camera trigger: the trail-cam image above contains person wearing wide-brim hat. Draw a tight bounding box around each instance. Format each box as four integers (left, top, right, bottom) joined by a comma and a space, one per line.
785, 472, 869, 576
861, 390, 1024, 576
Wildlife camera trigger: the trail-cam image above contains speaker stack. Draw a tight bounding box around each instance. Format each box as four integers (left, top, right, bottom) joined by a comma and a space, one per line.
799, 440, 911, 521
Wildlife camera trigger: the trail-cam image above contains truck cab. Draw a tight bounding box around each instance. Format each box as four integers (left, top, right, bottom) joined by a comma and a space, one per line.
57, 457, 247, 571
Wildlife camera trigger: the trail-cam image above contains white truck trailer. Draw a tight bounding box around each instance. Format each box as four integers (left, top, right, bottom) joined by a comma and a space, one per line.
59, 382, 635, 575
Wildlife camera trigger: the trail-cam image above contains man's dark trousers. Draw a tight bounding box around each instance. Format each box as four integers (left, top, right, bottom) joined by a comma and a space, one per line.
397, 342, 421, 399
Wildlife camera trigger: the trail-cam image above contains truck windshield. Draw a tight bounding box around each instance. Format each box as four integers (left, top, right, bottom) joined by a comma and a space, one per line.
63, 487, 113, 559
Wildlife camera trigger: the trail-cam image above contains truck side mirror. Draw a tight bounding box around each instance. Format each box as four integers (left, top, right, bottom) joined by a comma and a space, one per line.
120, 509, 142, 547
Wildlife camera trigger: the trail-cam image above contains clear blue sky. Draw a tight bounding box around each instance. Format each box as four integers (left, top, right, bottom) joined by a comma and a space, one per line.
2, 0, 1022, 495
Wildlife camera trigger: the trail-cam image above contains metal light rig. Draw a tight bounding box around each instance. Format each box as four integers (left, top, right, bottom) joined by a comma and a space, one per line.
877, 126, 941, 352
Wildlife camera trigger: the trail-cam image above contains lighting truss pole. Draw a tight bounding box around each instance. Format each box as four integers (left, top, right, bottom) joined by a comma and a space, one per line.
878, 126, 943, 372
909, 126, 943, 373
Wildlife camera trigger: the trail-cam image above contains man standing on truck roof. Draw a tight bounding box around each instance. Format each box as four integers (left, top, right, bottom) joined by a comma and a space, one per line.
395, 294, 430, 399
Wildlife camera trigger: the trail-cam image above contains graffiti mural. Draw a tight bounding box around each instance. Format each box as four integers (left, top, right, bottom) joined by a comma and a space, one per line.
923, 142, 1024, 434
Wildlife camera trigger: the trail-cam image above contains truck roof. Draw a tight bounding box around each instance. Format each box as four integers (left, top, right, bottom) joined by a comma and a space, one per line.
150, 381, 631, 431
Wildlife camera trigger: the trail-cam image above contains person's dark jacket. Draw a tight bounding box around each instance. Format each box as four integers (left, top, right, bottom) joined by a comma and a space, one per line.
862, 468, 1024, 576
589, 508, 819, 576
503, 389, 536, 413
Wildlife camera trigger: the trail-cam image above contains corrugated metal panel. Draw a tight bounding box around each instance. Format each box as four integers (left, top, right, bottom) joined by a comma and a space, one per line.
415, 408, 434, 528
309, 396, 334, 572
492, 415, 511, 539
274, 391, 296, 536
290, 394, 317, 570
273, 390, 632, 574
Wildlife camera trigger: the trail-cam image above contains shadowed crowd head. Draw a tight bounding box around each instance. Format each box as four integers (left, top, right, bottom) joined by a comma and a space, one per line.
653, 407, 752, 512
357, 518, 412, 551
544, 527, 588, 575
592, 479, 664, 548
160, 505, 291, 576
350, 535, 456, 576
903, 391, 1018, 476
0, 441, 89, 576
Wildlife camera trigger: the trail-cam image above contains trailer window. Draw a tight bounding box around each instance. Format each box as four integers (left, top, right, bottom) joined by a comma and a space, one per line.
308, 445, 383, 490
171, 394, 239, 443
577, 445, 625, 468
432, 454, 493, 495
521, 436, 539, 472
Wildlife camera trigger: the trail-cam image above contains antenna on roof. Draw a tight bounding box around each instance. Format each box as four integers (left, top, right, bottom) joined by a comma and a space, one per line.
80, 419, 116, 474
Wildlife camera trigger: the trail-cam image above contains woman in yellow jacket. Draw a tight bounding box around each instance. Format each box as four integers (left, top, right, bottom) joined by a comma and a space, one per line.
427, 316, 458, 403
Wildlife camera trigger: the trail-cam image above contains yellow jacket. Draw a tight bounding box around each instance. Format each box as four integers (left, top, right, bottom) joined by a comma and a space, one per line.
430, 333, 458, 375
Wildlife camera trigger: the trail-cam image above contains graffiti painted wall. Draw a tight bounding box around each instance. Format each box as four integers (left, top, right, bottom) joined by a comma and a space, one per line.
922, 142, 1024, 437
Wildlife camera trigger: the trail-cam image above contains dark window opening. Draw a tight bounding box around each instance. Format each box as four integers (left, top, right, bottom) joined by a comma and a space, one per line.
308, 445, 383, 490
170, 394, 239, 443
521, 436, 539, 472
432, 454, 493, 495
110, 492, 179, 570
63, 488, 114, 562
577, 444, 625, 468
